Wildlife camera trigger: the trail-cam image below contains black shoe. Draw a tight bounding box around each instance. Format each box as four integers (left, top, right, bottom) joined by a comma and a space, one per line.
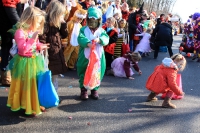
90, 90, 99, 100
80, 88, 88, 100
154, 57, 157, 59
192, 55, 197, 60
68, 68, 76, 71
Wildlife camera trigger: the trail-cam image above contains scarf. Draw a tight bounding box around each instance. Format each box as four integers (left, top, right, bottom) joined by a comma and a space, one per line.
106, 27, 113, 33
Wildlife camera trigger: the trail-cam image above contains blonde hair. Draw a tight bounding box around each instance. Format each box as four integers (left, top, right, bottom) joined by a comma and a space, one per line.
171, 53, 186, 71
46, 0, 66, 28
18, 6, 45, 33
107, 17, 118, 29
118, 18, 126, 28
102, 2, 108, 14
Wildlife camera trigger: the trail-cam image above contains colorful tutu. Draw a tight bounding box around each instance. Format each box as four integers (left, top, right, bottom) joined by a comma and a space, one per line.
7, 54, 45, 115
111, 57, 134, 78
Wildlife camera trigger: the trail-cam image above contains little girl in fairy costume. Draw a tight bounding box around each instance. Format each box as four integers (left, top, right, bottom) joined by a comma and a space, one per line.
7, 6, 49, 116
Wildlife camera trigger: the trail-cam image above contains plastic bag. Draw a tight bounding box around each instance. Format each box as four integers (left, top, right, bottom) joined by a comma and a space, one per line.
37, 50, 59, 108
10, 39, 18, 57
83, 41, 101, 90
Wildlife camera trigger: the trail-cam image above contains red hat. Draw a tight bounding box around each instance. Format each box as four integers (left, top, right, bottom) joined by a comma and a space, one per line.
151, 12, 156, 17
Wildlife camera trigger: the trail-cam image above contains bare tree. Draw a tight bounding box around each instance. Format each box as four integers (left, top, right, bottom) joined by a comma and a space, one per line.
127, 0, 178, 17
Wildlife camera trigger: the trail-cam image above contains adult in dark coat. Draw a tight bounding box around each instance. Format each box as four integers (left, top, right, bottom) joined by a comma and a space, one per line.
35, 0, 65, 10
0, 0, 21, 86
152, 22, 173, 59
128, 2, 144, 51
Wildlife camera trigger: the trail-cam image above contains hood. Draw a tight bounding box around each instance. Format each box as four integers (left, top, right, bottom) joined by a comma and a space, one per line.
162, 58, 178, 70
161, 22, 172, 30
87, 6, 102, 19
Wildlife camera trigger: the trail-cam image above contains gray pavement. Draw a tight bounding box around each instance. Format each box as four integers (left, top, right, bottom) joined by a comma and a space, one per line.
1, 34, 200, 133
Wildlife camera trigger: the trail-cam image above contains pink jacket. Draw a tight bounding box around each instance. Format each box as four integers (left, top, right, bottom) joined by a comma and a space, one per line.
14, 29, 42, 57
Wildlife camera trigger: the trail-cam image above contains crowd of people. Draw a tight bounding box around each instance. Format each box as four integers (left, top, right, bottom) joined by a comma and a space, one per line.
180, 13, 200, 62
0, 0, 199, 116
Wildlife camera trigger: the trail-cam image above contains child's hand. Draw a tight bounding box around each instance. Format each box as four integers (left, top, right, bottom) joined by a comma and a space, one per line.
87, 43, 92, 48
93, 38, 100, 43
32, 31, 39, 40
41, 43, 50, 50
128, 77, 134, 80
138, 70, 142, 75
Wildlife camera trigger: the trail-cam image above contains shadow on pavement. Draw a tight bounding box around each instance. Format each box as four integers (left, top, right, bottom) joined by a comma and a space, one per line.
0, 96, 27, 126
58, 94, 159, 114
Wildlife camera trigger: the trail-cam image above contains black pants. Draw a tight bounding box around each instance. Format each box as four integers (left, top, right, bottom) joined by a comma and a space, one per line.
105, 52, 113, 69
154, 45, 173, 59
0, 5, 20, 71
0, 32, 13, 71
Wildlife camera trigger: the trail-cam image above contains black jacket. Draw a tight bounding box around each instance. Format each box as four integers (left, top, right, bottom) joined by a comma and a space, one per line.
152, 22, 173, 46
128, 12, 137, 37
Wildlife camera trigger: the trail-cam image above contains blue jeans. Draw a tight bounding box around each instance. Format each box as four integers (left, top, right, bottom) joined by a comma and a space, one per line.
129, 39, 134, 52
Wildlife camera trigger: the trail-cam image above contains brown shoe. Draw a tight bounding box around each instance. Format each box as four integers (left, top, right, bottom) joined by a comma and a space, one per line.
146, 92, 158, 102
91, 90, 99, 100
162, 97, 176, 109
80, 88, 88, 100
1, 70, 11, 86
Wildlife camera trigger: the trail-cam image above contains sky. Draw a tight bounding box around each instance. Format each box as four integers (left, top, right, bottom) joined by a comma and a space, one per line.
172, 0, 200, 23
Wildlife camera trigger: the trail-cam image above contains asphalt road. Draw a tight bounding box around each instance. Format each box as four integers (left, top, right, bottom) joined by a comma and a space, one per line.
1, 34, 200, 133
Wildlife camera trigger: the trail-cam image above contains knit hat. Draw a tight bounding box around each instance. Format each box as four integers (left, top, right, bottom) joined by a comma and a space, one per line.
151, 12, 156, 17
162, 58, 178, 70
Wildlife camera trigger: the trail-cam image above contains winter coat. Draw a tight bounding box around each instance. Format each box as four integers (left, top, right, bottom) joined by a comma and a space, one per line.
146, 59, 182, 95
39, 22, 68, 75
103, 26, 118, 55
152, 22, 173, 46
128, 12, 137, 38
